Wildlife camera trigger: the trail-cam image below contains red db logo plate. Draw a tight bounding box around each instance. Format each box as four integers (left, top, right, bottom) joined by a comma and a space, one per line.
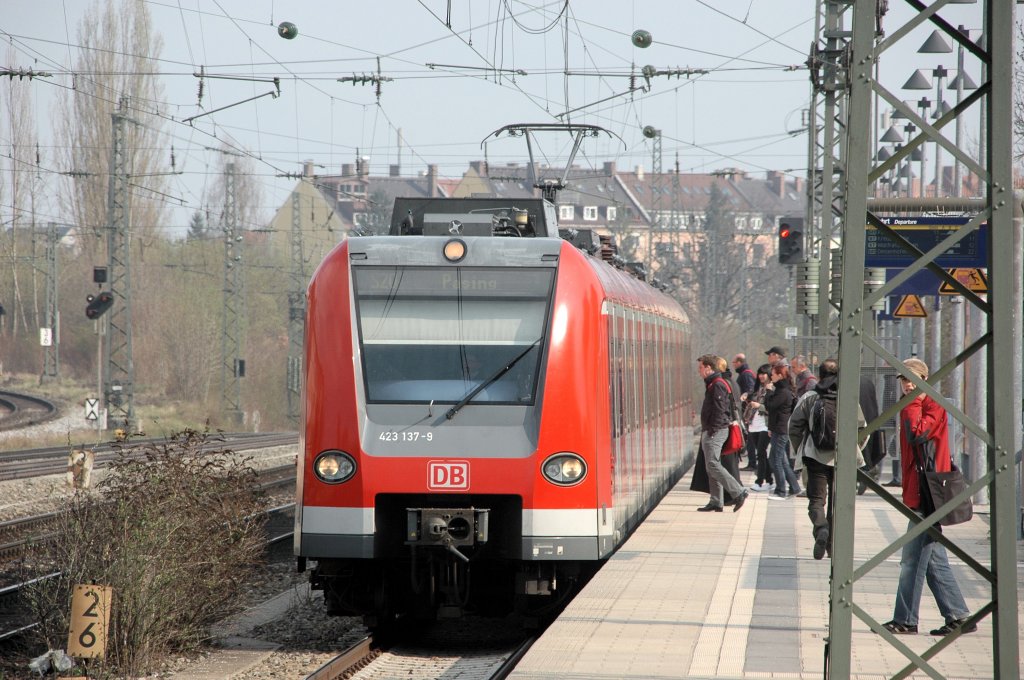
428, 461, 470, 490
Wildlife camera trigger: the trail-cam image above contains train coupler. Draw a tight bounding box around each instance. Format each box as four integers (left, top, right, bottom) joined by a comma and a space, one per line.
405, 507, 489, 554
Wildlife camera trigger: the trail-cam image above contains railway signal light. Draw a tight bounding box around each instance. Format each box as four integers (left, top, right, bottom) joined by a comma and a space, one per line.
85, 291, 114, 319
778, 217, 804, 265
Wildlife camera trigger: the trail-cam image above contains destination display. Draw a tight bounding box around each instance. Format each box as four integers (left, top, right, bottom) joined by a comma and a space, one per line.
864, 217, 987, 268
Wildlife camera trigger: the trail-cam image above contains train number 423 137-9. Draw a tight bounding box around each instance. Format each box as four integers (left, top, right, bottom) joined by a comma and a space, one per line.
379, 431, 433, 442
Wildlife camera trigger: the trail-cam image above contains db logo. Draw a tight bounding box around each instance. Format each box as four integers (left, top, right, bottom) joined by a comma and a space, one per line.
428, 460, 469, 490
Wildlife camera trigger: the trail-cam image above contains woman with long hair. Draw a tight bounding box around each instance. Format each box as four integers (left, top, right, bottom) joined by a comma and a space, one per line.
741, 364, 774, 491
764, 360, 802, 500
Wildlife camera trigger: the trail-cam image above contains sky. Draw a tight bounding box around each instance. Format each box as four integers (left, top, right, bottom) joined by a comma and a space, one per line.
1, 0, 989, 234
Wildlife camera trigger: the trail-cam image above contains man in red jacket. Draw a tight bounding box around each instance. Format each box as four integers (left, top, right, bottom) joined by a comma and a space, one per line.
882, 358, 975, 637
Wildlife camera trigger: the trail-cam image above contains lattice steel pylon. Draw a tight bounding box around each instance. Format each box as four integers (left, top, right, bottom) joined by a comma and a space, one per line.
646, 130, 663, 275
806, 0, 851, 330
103, 96, 135, 429
826, 2, 1020, 677
40, 222, 60, 383
221, 162, 244, 424
286, 189, 306, 423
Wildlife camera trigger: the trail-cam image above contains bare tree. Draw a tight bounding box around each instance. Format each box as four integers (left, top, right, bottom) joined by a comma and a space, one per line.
55, 0, 169, 259
1015, 21, 1024, 161
658, 182, 790, 349
363, 189, 393, 235
1, 44, 45, 338
605, 200, 643, 263
205, 145, 265, 235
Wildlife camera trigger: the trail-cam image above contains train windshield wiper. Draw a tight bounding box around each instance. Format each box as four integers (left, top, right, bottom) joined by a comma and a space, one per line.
445, 338, 541, 420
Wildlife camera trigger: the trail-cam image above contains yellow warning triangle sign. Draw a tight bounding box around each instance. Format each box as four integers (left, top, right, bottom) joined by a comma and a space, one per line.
939, 268, 988, 295
893, 294, 927, 318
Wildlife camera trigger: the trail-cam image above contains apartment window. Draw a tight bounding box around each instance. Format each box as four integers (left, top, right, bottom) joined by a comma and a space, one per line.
751, 217, 763, 230
583, 206, 598, 221
735, 217, 747, 229
606, 206, 617, 221
558, 205, 575, 220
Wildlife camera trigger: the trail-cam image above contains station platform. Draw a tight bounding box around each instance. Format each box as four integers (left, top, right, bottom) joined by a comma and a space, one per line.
509, 466, 1024, 680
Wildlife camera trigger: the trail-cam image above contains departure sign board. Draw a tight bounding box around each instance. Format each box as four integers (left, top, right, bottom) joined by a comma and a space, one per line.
864, 217, 987, 268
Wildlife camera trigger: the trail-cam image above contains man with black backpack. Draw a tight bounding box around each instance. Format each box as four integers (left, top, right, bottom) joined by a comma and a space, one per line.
789, 358, 865, 559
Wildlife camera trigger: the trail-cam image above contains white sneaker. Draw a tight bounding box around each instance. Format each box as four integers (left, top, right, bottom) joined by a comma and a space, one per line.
751, 482, 769, 492
767, 493, 788, 501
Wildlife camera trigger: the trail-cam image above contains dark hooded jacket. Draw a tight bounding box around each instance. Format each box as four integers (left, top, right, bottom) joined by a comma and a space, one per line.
789, 375, 866, 467
735, 363, 757, 396
765, 376, 795, 434
700, 372, 732, 432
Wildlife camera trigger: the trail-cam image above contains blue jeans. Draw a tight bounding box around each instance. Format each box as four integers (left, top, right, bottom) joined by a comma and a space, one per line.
769, 432, 801, 496
701, 428, 746, 507
892, 518, 970, 626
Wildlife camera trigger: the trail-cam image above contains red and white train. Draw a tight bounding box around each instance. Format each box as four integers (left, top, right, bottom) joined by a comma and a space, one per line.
295, 197, 696, 626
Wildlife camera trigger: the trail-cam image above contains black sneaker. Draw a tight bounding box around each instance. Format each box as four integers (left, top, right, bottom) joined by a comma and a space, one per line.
697, 503, 724, 512
930, 618, 978, 636
881, 620, 918, 635
813, 529, 830, 560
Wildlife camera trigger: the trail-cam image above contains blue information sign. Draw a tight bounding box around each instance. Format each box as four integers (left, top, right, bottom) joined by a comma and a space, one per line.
864, 217, 987, 268
885, 267, 943, 297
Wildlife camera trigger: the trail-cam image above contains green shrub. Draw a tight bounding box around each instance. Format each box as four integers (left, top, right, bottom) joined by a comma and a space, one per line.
26, 428, 267, 677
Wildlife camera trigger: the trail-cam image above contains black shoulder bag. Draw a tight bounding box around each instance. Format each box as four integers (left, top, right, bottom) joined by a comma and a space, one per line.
906, 419, 973, 526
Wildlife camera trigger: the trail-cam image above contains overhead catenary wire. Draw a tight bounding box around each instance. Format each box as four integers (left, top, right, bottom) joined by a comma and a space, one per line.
1, 0, 815, 232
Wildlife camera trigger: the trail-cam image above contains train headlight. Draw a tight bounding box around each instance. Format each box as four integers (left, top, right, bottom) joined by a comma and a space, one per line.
443, 239, 467, 262
313, 450, 356, 484
541, 453, 587, 486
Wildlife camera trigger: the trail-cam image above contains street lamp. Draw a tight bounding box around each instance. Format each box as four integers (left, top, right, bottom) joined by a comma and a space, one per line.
880, 125, 903, 143
903, 70, 932, 197
919, 29, 953, 55
917, 29, 955, 196
949, 25, 979, 197
876, 146, 893, 196
930, 65, 950, 195
903, 123, 924, 197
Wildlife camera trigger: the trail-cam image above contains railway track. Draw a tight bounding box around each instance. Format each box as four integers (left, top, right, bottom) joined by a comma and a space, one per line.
0, 465, 296, 566
0, 391, 58, 433
0, 510, 61, 561
0, 431, 298, 481
0, 504, 297, 642
305, 626, 538, 680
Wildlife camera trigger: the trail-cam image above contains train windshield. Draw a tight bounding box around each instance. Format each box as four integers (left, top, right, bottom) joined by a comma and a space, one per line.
353, 267, 554, 405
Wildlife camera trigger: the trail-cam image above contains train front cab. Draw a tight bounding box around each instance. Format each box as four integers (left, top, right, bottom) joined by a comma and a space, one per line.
296, 238, 692, 622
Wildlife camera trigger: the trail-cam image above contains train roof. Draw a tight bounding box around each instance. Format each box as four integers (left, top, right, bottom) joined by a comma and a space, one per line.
580, 247, 688, 323
388, 197, 559, 238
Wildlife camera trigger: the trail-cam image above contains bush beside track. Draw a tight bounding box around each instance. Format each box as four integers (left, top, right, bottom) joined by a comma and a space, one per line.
18, 429, 267, 677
